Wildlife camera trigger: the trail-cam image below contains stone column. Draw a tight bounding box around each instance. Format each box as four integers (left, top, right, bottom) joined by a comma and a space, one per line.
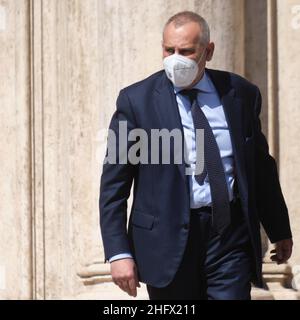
37, 0, 105, 299
276, 0, 300, 290
244, 0, 270, 258
0, 0, 32, 299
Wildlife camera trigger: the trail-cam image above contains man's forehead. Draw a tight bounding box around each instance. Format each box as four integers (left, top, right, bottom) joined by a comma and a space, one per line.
162, 36, 199, 48
163, 22, 201, 46
162, 41, 197, 49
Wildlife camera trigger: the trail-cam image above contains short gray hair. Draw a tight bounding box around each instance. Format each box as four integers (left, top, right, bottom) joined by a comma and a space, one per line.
164, 11, 210, 45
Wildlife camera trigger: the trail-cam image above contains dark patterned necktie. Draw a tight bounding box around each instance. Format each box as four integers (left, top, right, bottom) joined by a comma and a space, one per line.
180, 89, 231, 234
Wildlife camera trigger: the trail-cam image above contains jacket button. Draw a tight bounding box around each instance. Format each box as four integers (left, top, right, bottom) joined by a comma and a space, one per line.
183, 223, 189, 230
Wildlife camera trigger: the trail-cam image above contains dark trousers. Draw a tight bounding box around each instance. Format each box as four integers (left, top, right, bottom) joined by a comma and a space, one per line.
146, 199, 253, 300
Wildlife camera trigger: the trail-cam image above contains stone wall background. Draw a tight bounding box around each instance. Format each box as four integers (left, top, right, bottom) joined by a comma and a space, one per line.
0, 0, 299, 299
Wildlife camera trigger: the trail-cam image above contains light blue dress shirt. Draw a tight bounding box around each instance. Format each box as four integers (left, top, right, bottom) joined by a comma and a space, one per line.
174, 71, 235, 208
108, 71, 235, 263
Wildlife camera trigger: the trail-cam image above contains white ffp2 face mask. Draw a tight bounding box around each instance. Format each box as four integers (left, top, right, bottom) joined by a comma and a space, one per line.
163, 50, 207, 88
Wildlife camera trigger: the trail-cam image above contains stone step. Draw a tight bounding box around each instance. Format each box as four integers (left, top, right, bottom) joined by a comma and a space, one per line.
74, 262, 299, 300
67, 282, 299, 300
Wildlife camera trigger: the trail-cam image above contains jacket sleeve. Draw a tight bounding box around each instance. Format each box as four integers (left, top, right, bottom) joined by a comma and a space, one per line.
99, 89, 137, 262
253, 87, 292, 243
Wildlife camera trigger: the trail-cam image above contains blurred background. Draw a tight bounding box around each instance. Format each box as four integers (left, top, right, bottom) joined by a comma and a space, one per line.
0, 0, 299, 299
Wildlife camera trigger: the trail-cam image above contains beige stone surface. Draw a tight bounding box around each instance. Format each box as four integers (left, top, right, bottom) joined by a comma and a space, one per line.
74, 262, 299, 300
277, 0, 300, 289
64, 281, 300, 301
0, 0, 299, 299
0, 0, 32, 299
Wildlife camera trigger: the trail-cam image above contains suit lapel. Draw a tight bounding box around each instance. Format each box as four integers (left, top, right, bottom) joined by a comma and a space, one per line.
153, 73, 187, 182
154, 72, 182, 131
206, 68, 249, 207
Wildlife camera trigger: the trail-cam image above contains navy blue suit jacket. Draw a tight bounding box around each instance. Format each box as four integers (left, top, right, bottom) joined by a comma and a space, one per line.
99, 68, 292, 288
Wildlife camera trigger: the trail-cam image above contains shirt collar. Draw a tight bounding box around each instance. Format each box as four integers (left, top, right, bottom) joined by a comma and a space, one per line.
174, 71, 214, 94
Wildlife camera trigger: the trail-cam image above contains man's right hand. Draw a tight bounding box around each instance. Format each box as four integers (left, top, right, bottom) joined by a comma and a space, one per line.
110, 258, 140, 297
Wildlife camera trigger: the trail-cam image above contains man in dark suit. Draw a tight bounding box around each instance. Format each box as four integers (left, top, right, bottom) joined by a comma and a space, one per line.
99, 11, 293, 300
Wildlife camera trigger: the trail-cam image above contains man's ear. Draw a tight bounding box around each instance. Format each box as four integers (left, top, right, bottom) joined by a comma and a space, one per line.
206, 42, 215, 62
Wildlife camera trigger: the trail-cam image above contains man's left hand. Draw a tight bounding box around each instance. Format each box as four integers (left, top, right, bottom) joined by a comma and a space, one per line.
270, 238, 293, 264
